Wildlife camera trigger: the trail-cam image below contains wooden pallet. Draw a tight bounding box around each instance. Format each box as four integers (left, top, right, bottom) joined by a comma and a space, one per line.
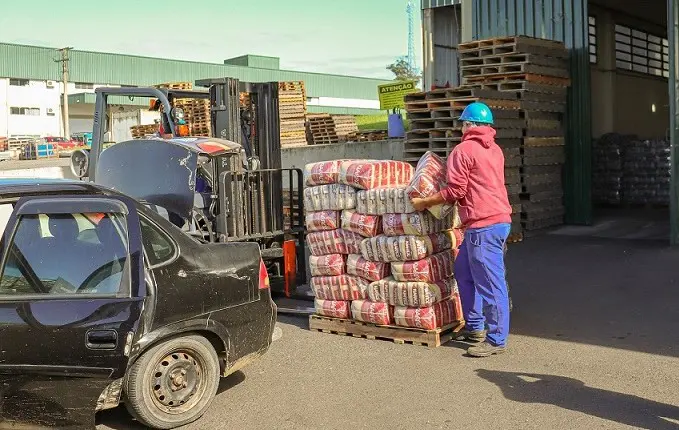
464, 73, 572, 87
461, 52, 569, 69
309, 315, 464, 348
155, 81, 193, 90
458, 35, 567, 52
461, 63, 570, 80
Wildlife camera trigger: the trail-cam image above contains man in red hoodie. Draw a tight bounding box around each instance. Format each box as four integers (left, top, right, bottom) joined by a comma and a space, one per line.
412, 102, 512, 357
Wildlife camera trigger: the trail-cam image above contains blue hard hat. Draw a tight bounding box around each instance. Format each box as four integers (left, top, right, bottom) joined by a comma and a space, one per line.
459, 102, 494, 125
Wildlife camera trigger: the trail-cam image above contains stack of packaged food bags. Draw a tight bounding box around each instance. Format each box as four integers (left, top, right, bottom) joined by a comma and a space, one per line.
304, 153, 465, 331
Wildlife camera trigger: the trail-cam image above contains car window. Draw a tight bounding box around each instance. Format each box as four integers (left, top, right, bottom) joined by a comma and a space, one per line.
140, 217, 176, 267
0, 212, 130, 296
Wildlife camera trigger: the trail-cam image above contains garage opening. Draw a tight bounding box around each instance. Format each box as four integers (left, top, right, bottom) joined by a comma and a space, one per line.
585, 0, 670, 241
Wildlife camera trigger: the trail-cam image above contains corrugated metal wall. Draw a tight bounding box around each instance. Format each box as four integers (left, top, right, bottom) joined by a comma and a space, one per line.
669, 0, 679, 244
433, 6, 463, 86
0, 44, 387, 101
472, 0, 592, 225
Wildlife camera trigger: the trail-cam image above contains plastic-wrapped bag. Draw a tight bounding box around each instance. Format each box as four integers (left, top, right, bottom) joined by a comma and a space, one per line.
367, 277, 457, 307
340, 229, 365, 255
382, 211, 460, 236
304, 160, 348, 186
304, 184, 356, 212
305, 210, 341, 232
355, 187, 415, 215
315, 299, 351, 319
309, 254, 346, 277
406, 152, 456, 219
351, 300, 393, 325
360, 231, 461, 263
393, 296, 463, 330
341, 210, 382, 237
391, 250, 455, 282
339, 160, 414, 190
307, 230, 347, 256
346, 254, 390, 282
310, 275, 369, 301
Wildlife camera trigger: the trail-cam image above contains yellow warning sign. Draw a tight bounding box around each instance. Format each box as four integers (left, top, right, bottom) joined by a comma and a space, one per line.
378, 80, 418, 110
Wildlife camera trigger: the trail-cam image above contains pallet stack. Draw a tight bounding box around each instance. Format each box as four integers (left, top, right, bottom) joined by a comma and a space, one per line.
356, 130, 388, 142
0, 137, 7, 152
306, 114, 339, 145
458, 36, 571, 234
154, 81, 193, 90
404, 87, 525, 238
304, 158, 465, 348
130, 124, 159, 138
279, 81, 308, 147
331, 115, 359, 142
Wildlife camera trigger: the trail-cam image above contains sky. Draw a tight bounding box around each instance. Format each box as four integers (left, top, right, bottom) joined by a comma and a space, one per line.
0, 0, 423, 80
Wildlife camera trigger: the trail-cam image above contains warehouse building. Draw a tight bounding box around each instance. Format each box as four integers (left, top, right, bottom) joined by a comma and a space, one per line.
421, 0, 679, 243
0, 43, 387, 138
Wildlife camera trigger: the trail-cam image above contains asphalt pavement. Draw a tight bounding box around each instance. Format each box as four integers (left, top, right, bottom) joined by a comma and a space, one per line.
98, 234, 679, 430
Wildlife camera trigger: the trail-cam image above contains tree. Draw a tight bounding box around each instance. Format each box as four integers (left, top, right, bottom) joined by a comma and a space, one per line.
386, 57, 421, 85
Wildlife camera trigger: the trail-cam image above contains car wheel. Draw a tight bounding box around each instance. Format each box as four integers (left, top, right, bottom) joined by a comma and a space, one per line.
124, 335, 220, 429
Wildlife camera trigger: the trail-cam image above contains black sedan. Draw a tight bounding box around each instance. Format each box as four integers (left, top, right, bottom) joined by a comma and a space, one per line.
0, 178, 277, 429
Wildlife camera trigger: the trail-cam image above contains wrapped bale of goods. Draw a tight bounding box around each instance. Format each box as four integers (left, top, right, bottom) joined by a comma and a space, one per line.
592, 133, 628, 205
311, 275, 369, 301
393, 296, 463, 330
360, 230, 462, 263
368, 277, 457, 308
341, 230, 365, 255
307, 229, 348, 256
356, 187, 415, 215
315, 299, 351, 319
303, 184, 356, 211
304, 160, 350, 186
309, 254, 346, 277
391, 250, 456, 283
406, 152, 455, 220
351, 300, 394, 325
341, 209, 382, 237
622, 138, 670, 206
305, 210, 340, 232
339, 160, 414, 190
346, 254, 390, 282
382, 211, 460, 236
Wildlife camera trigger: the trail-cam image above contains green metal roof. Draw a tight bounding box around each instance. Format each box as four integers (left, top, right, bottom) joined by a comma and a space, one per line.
224, 55, 280, 69
0, 43, 389, 100
422, 0, 461, 9
68, 92, 383, 115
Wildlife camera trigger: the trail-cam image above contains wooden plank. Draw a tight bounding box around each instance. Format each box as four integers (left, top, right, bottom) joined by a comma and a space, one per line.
523, 136, 565, 147
465, 73, 571, 87
461, 63, 570, 80
309, 315, 464, 348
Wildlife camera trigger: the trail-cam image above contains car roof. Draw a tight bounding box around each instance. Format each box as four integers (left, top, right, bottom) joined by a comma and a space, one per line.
0, 178, 112, 197
0, 178, 80, 186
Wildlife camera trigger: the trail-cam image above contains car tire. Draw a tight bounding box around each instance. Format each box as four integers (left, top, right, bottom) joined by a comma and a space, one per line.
124, 335, 220, 429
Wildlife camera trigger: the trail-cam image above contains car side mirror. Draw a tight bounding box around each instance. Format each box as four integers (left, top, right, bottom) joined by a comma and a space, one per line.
70, 149, 90, 179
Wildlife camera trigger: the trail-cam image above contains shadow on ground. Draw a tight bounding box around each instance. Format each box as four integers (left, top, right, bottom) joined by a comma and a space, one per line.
505, 233, 679, 357
477, 369, 679, 430
95, 371, 246, 429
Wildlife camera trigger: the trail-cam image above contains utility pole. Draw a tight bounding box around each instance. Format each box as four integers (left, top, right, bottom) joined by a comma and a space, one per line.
56, 47, 73, 138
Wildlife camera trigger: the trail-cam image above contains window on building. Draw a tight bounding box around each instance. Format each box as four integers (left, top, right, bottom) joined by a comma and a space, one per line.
0, 212, 130, 296
615, 24, 669, 78
10, 107, 40, 116
9, 79, 29, 87
589, 16, 597, 64
75, 82, 94, 89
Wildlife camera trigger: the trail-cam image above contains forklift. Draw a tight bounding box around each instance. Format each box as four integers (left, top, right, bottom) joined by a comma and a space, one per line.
69, 78, 314, 314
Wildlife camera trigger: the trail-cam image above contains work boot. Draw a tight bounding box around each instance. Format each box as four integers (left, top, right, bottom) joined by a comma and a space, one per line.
467, 341, 507, 358
454, 328, 487, 343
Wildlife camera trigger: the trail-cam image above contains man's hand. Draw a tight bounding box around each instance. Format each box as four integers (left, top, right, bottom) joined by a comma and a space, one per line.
412, 198, 428, 212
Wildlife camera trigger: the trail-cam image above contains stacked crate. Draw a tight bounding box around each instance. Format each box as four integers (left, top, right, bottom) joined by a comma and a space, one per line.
356, 130, 388, 142
457, 36, 571, 234
279, 81, 308, 147
130, 124, 159, 138
306, 114, 339, 145
404, 87, 524, 237
332, 115, 359, 142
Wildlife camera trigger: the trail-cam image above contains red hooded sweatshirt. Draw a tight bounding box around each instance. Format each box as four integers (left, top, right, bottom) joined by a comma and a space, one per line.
439, 126, 512, 229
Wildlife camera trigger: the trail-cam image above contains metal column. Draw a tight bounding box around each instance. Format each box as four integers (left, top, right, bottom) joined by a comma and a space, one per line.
669, 0, 679, 244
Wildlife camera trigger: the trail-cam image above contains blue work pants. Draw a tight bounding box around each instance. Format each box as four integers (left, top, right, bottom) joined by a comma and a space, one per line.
454, 223, 511, 347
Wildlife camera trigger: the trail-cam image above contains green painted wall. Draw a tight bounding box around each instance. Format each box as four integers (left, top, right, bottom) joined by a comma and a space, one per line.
0, 43, 389, 100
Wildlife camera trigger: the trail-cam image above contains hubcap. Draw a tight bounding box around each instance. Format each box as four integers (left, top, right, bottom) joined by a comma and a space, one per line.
151, 350, 204, 412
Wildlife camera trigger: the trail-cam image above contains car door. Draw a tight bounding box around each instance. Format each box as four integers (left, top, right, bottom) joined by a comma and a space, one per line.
0, 194, 146, 429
